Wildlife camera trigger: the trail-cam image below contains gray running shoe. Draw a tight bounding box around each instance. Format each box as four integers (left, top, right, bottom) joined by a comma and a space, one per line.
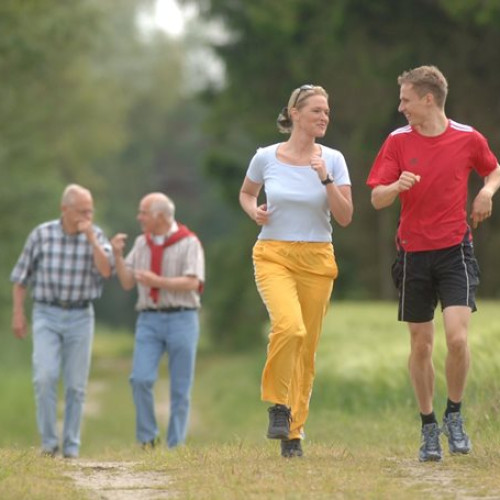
419, 423, 442, 462
281, 438, 303, 458
267, 404, 291, 439
442, 412, 472, 454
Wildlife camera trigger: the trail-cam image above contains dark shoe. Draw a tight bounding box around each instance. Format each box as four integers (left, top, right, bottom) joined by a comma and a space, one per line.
281, 438, 303, 458
442, 412, 472, 454
267, 404, 291, 439
141, 436, 161, 450
41, 446, 59, 458
63, 452, 78, 459
419, 423, 442, 462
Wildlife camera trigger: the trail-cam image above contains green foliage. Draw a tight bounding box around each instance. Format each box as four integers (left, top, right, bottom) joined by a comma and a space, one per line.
439, 0, 500, 24
203, 224, 268, 351
0, 0, 131, 311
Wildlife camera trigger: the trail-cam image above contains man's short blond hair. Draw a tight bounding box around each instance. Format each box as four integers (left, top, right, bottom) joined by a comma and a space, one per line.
398, 65, 448, 108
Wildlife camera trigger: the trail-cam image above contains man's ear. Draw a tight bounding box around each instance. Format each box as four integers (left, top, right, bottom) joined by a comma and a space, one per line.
156, 212, 171, 226
424, 92, 434, 105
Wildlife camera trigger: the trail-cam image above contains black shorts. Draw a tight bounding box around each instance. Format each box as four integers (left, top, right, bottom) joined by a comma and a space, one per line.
391, 238, 480, 323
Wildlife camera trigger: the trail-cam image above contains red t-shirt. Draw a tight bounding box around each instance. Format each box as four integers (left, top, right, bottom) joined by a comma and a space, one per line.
367, 120, 498, 251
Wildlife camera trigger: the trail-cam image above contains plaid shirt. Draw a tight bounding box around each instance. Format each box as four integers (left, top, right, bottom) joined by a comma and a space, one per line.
10, 219, 113, 302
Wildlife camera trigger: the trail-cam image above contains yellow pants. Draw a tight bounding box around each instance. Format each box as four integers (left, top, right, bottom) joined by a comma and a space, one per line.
253, 240, 338, 439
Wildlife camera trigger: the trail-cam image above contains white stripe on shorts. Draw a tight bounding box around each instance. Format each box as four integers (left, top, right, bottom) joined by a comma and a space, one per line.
401, 251, 408, 322
460, 245, 470, 306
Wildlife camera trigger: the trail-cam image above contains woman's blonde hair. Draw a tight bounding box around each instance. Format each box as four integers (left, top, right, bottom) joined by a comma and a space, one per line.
276, 84, 328, 134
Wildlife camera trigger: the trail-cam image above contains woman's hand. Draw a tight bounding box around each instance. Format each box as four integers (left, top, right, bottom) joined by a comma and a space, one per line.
254, 203, 270, 225
310, 155, 328, 182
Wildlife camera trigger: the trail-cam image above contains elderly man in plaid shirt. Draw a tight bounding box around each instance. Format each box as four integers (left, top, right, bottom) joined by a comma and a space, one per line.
10, 184, 113, 458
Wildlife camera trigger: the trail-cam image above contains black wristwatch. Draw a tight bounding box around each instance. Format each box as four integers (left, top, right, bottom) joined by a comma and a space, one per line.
321, 173, 334, 185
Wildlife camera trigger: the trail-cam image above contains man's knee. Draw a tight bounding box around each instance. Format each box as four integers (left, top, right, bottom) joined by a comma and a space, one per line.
170, 391, 190, 412
65, 386, 86, 402
130, 374, 155, 389
411, 341, 433, 360
409, 327, 434, 359
446, 334, 468, 356
34, 369, 59, 390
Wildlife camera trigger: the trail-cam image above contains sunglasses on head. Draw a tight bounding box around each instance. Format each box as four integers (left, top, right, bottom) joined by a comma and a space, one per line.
293, 84, 315, 108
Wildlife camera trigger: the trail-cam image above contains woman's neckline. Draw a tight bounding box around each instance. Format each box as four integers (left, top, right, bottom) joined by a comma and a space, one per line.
274, 142, 323, 167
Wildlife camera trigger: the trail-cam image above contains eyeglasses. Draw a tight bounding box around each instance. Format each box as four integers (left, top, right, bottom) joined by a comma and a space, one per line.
292, 84, 315, 108
70, 207, 94, 216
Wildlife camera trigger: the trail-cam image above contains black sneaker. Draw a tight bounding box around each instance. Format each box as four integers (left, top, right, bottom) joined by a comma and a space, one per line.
281, 439, 303, 458
41, 446, 59, 458
141, 436, 161, 450
419, 423, 442, 462
267, 404, 291, 439
442, 412, 472, 454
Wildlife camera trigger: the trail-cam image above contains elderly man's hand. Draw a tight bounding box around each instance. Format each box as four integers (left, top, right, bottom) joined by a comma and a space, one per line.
110, 233, 128, 256
12, 311, 28, 339
134, 269, 161, 288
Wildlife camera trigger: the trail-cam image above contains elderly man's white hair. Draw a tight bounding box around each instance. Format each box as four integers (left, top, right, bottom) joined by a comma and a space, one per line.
61, 184, 91, 206
148, 193, 176, 220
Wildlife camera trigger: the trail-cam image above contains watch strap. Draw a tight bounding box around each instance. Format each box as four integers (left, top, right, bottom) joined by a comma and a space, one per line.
321, 174, 334, 185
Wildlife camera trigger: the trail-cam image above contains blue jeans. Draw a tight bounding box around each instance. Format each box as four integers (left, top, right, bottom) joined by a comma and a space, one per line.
130, 310, 199, 448
32, 303, 94, 457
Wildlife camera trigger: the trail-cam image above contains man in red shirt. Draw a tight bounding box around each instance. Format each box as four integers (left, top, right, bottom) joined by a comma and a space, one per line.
367, 65, 500, 462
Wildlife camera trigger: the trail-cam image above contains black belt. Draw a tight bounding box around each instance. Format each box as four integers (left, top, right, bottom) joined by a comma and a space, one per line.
142, 307, 196, 313
37, 300, 91, 310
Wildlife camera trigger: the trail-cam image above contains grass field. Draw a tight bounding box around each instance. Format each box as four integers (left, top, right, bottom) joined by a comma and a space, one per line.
2, 301, 500, 499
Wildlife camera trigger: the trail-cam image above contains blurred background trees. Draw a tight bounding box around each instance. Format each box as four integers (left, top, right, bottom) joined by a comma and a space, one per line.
2, 0, 500, 350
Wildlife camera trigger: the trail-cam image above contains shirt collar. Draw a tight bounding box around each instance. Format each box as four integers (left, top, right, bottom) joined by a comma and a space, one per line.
151, 220, 178, 245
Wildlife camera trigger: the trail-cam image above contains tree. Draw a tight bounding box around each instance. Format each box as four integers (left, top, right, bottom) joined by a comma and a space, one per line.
0, 0, 129, 316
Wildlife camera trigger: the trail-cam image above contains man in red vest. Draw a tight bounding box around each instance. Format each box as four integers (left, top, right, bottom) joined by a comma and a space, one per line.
111, 192, 205, 448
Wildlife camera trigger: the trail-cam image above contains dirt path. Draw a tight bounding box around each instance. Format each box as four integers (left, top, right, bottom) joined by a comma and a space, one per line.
65, 456, 499, 500
64, 376, 176, 499
394, 458, 500, 500
65, 460, 175, 499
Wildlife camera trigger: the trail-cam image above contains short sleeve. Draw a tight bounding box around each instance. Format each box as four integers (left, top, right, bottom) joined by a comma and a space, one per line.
124, 236, 142, 269
246, 148, 266, 184
182, 237, 205, 282
329, 151, 351, 186
473, 131, 498, 177
366, 135, 401, 188
10, 227, 40, 285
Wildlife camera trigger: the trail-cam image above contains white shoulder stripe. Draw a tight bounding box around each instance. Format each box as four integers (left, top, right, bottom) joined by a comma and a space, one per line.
450, 120, 473, 132
390, 125, 412, 136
